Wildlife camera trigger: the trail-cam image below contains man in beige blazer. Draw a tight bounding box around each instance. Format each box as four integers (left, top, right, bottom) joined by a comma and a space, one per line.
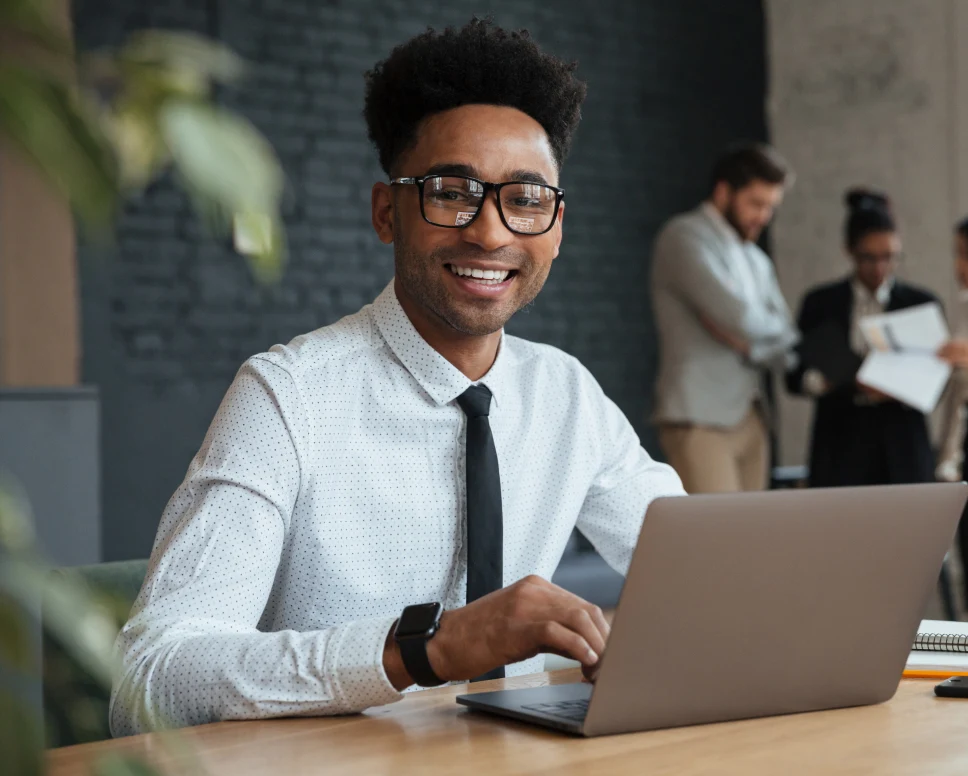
651, 143, 798, 493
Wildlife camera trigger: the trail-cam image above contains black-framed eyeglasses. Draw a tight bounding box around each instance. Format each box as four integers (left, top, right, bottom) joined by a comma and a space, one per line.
390, 174, 564, 235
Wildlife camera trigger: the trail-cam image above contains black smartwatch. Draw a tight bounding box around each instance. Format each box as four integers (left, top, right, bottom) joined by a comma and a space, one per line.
394, 602, 446, 687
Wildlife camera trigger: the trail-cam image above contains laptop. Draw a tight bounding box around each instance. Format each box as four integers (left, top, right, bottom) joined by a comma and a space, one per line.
457, 483, 967, 736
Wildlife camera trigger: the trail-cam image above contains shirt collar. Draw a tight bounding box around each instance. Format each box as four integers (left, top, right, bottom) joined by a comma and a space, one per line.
370, 280, 512, 409
851, 275, 894, 307
701, 201, 744, 245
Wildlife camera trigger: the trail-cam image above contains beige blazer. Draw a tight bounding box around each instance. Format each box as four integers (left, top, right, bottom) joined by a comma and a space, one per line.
651, 205, 799, 428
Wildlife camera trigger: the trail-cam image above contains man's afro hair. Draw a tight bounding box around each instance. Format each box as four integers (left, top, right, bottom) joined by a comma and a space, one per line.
363, 18, 587, 175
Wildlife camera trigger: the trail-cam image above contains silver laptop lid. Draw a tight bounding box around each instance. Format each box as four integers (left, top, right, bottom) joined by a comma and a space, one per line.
584, 483, 967, 736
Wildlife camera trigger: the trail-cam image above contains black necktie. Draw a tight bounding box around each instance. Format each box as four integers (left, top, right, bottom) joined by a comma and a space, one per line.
457, 384, 504, 681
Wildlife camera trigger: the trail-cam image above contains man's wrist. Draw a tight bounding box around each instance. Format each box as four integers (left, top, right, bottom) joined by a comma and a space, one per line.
425, 610, 453, 682
382, 622, 414, 691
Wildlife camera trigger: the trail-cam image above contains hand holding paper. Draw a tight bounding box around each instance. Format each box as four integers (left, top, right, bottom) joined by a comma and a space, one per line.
938, 339, 968, 368
856, 302, 952, 413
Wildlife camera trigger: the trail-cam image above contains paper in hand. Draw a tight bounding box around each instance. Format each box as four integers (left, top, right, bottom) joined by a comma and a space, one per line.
856, 302, 952, 413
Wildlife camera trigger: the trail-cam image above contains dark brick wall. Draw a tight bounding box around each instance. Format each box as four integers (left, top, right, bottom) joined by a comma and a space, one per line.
73, 0, 769, 560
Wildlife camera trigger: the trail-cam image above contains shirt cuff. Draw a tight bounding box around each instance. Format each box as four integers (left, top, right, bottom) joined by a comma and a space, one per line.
326, 615, 404, 713
802, 369, 828, 397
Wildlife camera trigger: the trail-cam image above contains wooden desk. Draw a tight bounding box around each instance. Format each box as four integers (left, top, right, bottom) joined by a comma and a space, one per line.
47, 670, 968, 775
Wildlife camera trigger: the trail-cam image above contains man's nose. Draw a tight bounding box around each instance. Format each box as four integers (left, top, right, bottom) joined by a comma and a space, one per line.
460, 194, 516, 252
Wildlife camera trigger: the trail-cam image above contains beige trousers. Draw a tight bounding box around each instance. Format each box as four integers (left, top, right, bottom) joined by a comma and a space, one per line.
658, 409, 769, 494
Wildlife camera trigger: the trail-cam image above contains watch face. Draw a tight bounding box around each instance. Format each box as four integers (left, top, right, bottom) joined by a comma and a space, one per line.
397, 602, 442, 639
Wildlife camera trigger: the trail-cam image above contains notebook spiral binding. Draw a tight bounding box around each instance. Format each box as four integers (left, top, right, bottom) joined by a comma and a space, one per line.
914, 632, 968, 653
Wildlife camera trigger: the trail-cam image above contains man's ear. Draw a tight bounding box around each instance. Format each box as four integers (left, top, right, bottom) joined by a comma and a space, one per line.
551, 201, 565, 260
372, 182, 394, 244
710, 180, 732, 210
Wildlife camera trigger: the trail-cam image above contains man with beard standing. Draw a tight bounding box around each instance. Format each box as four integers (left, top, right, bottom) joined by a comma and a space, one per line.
651, 144, 798, 494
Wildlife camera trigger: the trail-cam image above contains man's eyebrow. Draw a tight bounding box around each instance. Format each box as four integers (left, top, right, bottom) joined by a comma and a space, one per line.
421, 163, 553, 186
507, 169, 551, 185
424, 162, 479, 178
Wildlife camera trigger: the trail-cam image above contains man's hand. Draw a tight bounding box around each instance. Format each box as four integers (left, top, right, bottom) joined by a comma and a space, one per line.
700, 315, 750, 357
938, 339, 968, 369
383, 576, 609, 690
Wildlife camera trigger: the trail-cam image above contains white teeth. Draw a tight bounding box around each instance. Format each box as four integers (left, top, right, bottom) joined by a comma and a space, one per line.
448, 265, 510, 284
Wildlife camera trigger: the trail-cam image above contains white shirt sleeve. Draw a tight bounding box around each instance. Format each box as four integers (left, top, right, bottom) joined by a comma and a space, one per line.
109, 357, 402, 737
745, 251, 800, 366
573, 369, 686, 575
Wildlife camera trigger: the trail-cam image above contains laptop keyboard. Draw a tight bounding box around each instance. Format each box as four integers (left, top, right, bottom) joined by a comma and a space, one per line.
522, 698, 589, 721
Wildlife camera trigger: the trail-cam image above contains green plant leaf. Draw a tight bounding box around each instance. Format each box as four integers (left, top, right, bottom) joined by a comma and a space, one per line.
0, 596, 34, 670
234, 212, 286, 283
0, 688, 43, 776
0, 63, 119, 227
0, 483, 35, 551
159, 100, 282, 210
104, 102, 170, 188
0, 556, 117, 688
0, 0, 75, 65
160, 99, 285, 271
119, 30, 245, 84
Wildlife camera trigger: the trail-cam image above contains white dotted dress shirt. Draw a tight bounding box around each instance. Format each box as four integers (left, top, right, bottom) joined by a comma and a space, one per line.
110, 280, 685, 736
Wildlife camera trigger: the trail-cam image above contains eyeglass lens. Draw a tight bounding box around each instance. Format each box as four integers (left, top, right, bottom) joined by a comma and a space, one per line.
422, 176, 558, 233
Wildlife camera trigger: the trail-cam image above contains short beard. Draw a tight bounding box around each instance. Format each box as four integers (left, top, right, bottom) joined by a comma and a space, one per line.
394, 242, 547, 337
723, 199, 757, 242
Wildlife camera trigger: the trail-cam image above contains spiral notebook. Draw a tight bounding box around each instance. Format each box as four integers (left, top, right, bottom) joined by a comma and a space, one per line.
905, 620, 968, 677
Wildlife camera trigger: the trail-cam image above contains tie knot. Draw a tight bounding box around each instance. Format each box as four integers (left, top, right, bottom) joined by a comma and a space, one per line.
457, 384, 492, 418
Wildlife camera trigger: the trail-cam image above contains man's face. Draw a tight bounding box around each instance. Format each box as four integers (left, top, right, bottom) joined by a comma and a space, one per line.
719, 180, 784, 243
374, 104, 564, 337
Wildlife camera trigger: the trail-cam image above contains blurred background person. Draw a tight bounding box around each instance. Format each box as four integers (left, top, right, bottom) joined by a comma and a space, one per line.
651, 143, 798, 494
935, 217, 968, 483
787, 189, 938, 488
934, 218, 968, 607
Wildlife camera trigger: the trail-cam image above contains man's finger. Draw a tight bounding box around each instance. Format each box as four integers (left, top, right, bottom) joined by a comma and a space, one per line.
558, 607, 607, 658
533, 621, 598, 666
584, 603, 610, 641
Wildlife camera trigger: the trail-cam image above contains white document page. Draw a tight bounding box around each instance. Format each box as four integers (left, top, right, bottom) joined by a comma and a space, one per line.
856, 303, 952, 413
859, 302, 949, 352
857, 352, 951, 414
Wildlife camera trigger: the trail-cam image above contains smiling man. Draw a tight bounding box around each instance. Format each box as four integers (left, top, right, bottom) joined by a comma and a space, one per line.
110, 19, 684, 736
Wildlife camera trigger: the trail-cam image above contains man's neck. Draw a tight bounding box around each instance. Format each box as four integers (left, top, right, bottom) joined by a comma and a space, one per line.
393, 277, 501, 381
702, 200, 744, 244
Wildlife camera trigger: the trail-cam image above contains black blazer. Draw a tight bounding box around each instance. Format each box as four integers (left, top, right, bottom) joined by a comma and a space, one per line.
786, 278, 938, 488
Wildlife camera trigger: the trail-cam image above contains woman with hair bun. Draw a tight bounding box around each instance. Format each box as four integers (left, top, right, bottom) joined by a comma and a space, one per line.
786, 188, 938, 488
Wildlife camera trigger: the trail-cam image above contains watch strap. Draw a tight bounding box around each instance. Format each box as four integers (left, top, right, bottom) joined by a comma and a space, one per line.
397, 628, 445, 687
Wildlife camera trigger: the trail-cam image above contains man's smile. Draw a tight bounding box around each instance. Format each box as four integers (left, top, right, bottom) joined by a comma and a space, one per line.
445, 262, 518, 296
